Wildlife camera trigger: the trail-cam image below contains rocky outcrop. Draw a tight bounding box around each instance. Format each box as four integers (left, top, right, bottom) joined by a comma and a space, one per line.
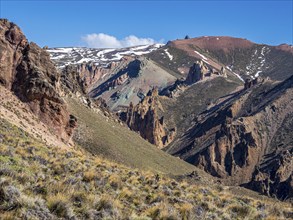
244, 149, 293, 200
0, 19, 76, 142
161, 62, 228, 98
61, 64, 87, 95
90, 59, 143, 98
244, 77, 259, 89
185, 61, 209, 84
0, 19, 28, 88
185, 61, 228, 85
61, 57, 133, 96
167, 76, 293, 199
120, 88, 175, 148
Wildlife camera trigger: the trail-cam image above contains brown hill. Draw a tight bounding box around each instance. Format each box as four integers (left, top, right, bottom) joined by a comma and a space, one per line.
171, 36, 254, 52
149, 36, 293, 81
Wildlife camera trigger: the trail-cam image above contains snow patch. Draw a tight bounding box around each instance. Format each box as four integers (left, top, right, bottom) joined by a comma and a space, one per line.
194, 50, 208, 60
50, 54, 66, 60
261, 46, 266, 56
77, 58, 93, 64
164, 49, 173, 61
202, 59, 210, 65
255, 71, 262, 77
226, 66, 245, 82
48, 44, 163, 69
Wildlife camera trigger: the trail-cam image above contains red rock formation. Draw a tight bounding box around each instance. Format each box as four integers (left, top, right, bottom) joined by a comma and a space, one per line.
0, 19, 76, 143
0, 19, 28, 88
120, 88, 175, 148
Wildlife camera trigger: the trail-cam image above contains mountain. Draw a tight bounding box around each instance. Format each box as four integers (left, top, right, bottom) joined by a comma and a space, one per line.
0, 18, 202, 177
48, 45, 177, 111
148, 36, 293, 81
1, 18, 293, 218
48, 44, 163, 69
46, 33, 293, 200
166, 76, 293, 199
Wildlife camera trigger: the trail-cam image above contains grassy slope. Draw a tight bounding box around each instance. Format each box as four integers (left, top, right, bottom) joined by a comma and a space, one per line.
66, 97, 199, 176
0, 118, 292, 219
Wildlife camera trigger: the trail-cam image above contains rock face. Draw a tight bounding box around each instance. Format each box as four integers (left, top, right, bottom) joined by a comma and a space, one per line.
0, 19, 76, 142
244, 77, 259, 89
120, 88, 175, 148
185, 61, 209, 84
89, 59, 143, 98
245, 149, 293, 200
167, 76, 293, 199
61, 57, 133, 96
185, 61, 228, 85
0, 19, 28, 88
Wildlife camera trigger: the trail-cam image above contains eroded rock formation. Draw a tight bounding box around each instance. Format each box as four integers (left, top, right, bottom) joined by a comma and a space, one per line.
0, 19, 76, 142
244, 77, 259, 89
185, 61, 209, 84
0, 19, 28, 88
167, 76, 293, 199
90, 59, 143, 98
120, 88, 175, 148
61, 57, 133, 96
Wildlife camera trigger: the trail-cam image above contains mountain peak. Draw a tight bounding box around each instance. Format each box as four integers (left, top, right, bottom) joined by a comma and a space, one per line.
171, 36, 254, 51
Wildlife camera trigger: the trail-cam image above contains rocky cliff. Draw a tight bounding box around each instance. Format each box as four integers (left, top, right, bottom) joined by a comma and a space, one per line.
0, 19, 76, 142
120, 88, 175, 148
61, 57, 133, 96
185, 61, 209, 84
167, 76, 293, 199
185, 61, 227, 85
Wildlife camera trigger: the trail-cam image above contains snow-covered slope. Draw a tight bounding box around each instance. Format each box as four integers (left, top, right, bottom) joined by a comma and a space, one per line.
47, 44, 163, 69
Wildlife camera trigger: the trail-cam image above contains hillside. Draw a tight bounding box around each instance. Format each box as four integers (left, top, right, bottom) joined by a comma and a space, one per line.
0, 18, 203, 178
1, 18, 293, 219
149, 37, 293, 81
65, 96, 200, 176
1, 118, 292, 219
166, 76, 293, 200
46, 32, 293, 200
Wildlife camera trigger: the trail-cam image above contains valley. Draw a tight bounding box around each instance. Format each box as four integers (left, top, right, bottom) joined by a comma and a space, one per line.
0, 17, 292, 219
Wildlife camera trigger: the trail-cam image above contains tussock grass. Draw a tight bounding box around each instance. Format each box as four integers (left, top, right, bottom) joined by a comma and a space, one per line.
0, 118, 292, 219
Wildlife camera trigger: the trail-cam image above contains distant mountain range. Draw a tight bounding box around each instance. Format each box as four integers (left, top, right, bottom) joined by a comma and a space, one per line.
47, 44, 163, 68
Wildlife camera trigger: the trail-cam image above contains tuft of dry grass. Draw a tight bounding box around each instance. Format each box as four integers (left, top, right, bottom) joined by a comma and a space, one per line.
0, 118, 292, 219
83, 169, 96, 182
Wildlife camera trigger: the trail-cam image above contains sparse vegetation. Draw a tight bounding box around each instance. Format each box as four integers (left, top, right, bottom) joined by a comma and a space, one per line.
0, 118, 292, 219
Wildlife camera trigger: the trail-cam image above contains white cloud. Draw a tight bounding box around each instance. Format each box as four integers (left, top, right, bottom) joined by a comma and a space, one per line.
81, 33, 159, 48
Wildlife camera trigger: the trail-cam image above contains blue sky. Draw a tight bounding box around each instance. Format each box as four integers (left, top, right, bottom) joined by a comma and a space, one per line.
0, 1, 292, 48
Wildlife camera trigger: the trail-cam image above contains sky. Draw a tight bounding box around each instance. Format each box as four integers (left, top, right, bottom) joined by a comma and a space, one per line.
0, 0, 292, 48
